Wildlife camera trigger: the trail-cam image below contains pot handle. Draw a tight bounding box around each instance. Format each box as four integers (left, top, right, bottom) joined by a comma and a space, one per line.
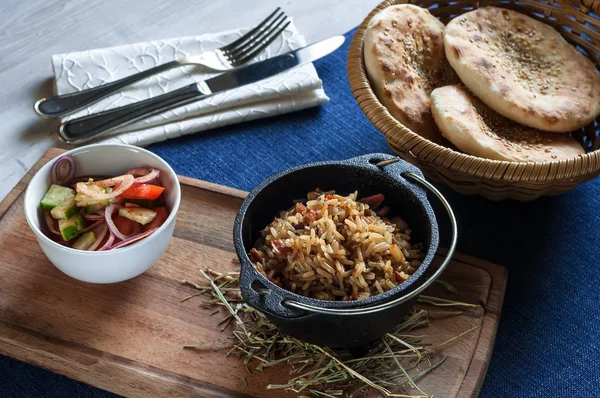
239, 265, 306, 318
282, 158, 458, 316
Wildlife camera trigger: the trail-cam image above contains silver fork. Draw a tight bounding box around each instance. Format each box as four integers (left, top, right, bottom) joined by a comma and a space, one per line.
34, 8, 290, 118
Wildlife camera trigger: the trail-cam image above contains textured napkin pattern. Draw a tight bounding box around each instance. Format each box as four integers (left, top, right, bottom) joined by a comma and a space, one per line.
52, 22, 328, 146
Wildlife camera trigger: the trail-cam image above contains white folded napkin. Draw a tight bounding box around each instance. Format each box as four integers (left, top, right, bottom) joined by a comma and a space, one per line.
52, 21, 328, 146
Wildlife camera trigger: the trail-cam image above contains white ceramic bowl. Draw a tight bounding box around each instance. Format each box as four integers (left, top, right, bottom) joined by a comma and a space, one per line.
24, 144, 181, 283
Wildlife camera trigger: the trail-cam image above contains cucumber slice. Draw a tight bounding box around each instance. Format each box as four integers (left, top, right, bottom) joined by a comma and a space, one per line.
118, 207, 157, 225
58, 213, 85, 241
50, 196, 79, 219
125, 198, 162, 209
40, 184, 75, 210
85, 203, 108, 213
72, 231, 96, 250
76, 186, 111, 208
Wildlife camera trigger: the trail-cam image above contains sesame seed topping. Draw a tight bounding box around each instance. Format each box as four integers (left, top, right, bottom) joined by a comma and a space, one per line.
466, 88, 556, 157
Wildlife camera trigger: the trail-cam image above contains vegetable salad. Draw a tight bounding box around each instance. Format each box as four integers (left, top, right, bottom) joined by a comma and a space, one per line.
40, 156, 169, 251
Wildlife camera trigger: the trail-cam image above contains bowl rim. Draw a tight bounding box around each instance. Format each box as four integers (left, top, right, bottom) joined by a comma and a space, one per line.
233, 153, 440, 311
346, 0, 600, 183
23, 143, 181, 255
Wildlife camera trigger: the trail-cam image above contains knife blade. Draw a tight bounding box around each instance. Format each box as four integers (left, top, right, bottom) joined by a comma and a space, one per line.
58, 35, 345, 144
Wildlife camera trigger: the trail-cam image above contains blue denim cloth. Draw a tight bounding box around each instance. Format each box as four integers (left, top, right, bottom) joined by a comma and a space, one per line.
3, 29, 600, 397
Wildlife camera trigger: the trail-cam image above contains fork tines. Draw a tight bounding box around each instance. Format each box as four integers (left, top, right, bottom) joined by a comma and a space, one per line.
221, 7, 290, 67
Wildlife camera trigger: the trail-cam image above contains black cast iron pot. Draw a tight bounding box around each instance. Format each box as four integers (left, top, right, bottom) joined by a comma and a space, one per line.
233, 153, 457, 348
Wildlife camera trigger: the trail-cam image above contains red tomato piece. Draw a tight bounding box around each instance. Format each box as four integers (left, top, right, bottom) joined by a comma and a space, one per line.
119, 184, 165, 200
394, 270, 405, 282
112, 215, 138, 236
143, 207, 168, 231
306, 210, 319, 222
271, 239, 292, 255
359, 193, 385, 209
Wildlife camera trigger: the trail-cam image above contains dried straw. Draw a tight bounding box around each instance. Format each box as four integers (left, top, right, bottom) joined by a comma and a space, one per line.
182, 268, 479, 398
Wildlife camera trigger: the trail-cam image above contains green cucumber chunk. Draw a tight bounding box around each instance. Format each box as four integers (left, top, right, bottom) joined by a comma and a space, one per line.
40, 184, 75, 210
72, 231, 96, 250
125, 198, 162, 209
50, 196, 79, 219
85, 203, 108, 213
118, 207, 157, 225
58, 213, 85, 241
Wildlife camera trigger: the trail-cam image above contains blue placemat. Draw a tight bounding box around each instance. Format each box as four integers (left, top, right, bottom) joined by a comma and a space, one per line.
3, 28, 600, 397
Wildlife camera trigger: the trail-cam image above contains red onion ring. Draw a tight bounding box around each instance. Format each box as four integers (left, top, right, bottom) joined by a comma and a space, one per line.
87, 224, 108, 251
108, 228, 158, 250
133, 168, 159, 184
43, 210, 60, 235
76, 174, 134, 200
92, 175, 130, 188
126, 167, 150, 177
98, 230, 115, 251
82, 219, 105, 234
51, 156, 76, 185
84, 213, 104, 221
105, 204, 130, 241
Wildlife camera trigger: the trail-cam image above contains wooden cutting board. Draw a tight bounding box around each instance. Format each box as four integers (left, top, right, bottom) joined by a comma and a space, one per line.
0, 148, 507, 398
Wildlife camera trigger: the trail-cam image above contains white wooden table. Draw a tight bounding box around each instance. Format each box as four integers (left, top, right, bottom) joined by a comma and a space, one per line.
0, 0, 380, 201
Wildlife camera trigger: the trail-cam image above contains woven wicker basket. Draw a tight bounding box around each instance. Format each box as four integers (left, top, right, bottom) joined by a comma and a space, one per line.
347, 0, 600, 201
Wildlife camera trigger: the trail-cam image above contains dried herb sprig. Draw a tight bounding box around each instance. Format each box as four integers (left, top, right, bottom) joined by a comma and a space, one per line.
183, 269, 480, 397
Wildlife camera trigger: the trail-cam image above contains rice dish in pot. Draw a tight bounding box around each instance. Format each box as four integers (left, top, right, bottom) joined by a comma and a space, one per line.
249, 190, 423, 301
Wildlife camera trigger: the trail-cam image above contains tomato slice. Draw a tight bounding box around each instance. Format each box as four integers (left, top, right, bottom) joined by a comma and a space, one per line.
112, 215, 138, 236
119, 184, 165, 200
143, 207, 168, 231
359, 193, 385, 209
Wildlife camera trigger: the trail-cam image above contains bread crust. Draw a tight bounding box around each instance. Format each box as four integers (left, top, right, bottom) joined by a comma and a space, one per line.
431, 85, 585, 162
444, 7, 600, 133
364, 4, 457, 142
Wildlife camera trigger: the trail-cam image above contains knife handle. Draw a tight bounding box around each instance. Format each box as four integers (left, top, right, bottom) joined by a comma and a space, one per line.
34, 60, 181, 118
58, 83, 207, 144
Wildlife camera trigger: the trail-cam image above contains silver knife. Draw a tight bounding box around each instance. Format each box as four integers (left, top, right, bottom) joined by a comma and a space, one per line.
58, 35, 345, 144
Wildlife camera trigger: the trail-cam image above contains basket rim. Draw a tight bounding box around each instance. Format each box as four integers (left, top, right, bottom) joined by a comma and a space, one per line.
346, 0, 600, 183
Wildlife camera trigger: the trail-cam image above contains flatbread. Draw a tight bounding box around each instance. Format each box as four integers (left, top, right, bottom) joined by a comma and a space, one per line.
430, 85, 585, 162
444, 7, 600, 133
364, 4, 457, 143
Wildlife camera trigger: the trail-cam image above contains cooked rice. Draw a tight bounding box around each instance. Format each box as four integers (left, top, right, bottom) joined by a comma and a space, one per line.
249, 190, 423, 301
